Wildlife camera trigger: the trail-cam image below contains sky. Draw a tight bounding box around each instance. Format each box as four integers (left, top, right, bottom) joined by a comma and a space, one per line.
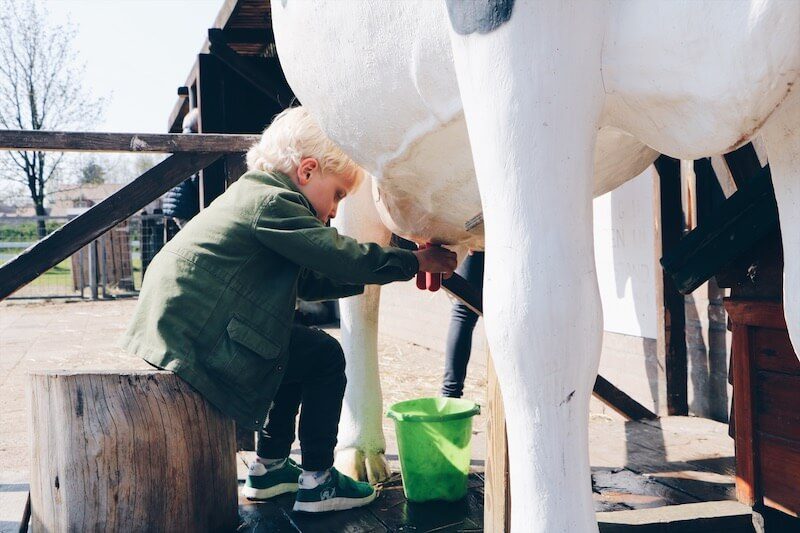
43, 0, 224, 133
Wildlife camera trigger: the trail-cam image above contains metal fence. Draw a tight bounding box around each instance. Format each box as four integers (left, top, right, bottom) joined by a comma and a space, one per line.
0, 214, 167, 300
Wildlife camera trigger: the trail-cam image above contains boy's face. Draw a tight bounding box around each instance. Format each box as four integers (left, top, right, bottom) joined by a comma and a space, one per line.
294, 158, 357, 225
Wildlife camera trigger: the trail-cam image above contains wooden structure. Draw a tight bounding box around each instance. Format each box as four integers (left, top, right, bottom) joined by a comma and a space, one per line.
71, 222, 134, 292
28, 370, 238, 532
661, 143, 800, 530
726, 299, 800, 520
166, 0, 295, 209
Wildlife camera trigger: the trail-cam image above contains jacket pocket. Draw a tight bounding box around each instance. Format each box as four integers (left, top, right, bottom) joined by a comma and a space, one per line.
207, 316, 283, 396
226, 316, 281, 360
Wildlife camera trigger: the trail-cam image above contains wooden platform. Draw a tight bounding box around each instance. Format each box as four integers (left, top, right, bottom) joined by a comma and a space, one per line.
236, 416, 752, 532
237, 473, 485, 532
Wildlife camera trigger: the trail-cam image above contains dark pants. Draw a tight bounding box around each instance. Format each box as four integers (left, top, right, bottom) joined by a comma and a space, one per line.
441, 252, 484, 398
256, 324, 346, 471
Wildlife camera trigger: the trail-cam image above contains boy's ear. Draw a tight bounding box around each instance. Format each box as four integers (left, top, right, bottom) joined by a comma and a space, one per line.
296, 158, 319, 185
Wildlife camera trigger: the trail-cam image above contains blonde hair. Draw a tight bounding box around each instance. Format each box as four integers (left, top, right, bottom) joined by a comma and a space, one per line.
247, 106, 364, 188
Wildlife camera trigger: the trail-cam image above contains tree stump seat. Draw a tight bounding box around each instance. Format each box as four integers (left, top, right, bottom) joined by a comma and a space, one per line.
28, 370, 238, 532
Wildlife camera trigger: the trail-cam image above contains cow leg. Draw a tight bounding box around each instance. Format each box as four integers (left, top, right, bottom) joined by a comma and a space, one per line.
448, 2, 607, 531
331, 178, 393, 483
762, 90, 800, 358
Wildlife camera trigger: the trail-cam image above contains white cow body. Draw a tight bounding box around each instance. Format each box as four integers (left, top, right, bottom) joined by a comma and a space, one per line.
272, 1, 800, 531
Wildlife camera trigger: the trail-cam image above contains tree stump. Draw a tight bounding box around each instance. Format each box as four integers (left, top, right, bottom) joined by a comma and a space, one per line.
28, 370, 238, 532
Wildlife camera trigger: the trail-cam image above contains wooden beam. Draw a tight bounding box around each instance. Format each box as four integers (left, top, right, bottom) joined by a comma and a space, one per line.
485, 357, 511, 532
0, 130, 258, 153
724, 142, 762, 188
208, 29, 284, 106
219, 28, 272, 44
0, 153, 222, 300
593, 375, 658, 421
198, 54, 229, 208
654, 155, 689, 416
660, 164, 777, 295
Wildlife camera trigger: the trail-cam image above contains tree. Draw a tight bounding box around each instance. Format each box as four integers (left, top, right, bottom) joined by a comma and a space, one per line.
0, 0, 104, 236
80, 160, 106, 185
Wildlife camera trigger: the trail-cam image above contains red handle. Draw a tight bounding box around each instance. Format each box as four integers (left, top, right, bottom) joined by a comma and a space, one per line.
416, 243, 427, 289
415, 242, 442, 292
426, 271, 441, 292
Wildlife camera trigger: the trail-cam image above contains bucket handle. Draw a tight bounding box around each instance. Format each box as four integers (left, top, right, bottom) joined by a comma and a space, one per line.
386, 403, 481, 423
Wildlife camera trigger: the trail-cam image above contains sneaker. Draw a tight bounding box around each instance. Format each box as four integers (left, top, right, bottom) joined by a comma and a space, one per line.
293, 467, 377, 513
243, 458, 302, 500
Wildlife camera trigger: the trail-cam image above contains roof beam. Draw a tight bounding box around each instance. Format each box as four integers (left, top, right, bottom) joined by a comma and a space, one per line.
208, 28, 283, 106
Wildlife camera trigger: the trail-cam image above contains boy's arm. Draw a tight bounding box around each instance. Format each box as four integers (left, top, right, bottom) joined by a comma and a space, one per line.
253, 192, 419, 285
297, 269, 365, 301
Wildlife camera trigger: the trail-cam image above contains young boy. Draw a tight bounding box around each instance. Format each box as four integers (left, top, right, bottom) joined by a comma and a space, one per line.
121, 107, 456, 513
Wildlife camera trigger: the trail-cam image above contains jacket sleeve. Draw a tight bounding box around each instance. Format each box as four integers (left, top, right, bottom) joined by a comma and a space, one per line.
253, 192, 419, 285
297, 269, 365, 301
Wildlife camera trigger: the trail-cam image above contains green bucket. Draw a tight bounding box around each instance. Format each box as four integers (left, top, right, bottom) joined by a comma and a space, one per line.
387, 397, 480, 502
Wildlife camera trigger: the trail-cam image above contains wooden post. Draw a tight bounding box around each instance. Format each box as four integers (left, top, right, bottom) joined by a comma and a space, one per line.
28, 370, 238, 532
653, 155, 689, 416
197, 54, 228, 208
485, 356, 511, 532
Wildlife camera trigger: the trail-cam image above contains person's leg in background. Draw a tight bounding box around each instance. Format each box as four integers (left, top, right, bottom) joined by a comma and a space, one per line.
441, 251, 484, 398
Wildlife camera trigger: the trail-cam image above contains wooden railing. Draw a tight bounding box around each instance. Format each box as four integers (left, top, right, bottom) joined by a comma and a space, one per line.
0, 130, 259, 299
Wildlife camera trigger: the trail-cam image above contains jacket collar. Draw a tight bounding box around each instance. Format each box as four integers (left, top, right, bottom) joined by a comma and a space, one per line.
260, 170, 318, 217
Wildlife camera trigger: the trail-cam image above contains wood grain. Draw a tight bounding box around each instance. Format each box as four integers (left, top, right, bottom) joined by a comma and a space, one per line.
0, 130, 258, 153
485, 356, 510, 533
28, 370, 238, 532
730, 323, 758, 506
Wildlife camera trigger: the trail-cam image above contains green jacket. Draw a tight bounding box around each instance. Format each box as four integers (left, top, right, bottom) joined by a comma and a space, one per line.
121, 171, 418, 430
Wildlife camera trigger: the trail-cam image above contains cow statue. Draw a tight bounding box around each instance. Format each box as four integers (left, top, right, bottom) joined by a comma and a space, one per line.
271, 1, 800, 531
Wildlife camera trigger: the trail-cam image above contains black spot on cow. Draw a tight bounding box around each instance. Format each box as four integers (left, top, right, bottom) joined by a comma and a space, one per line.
446, 0, 515, 35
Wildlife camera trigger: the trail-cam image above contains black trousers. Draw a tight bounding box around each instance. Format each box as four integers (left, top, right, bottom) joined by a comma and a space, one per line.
441, 252, 484, 398
256, 324, 346, 471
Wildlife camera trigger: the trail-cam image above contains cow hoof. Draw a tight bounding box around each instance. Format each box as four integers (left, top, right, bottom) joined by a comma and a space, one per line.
334, 447, 391, 484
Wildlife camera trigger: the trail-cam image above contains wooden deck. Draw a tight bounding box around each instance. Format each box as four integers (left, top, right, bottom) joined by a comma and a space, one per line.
236, 416, 757, 532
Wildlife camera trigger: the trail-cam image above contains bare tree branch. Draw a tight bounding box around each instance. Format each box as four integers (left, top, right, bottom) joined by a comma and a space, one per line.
0, 0, 104, 234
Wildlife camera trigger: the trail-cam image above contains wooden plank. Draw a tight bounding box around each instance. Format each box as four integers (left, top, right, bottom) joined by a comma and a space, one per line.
758, 433, 800, 516
724, 143, 762, 188
368, 474, 482, 532
751, 328, 800, 375
597, 500, 756, 533
221, 28, 272, 44
654, 155, 688, 416
593, 376, 658, 421
756, 372, 800, 442
731, 323, 758, 506
0, 153, 221, 300
484, 356, 510, 533
725, 299, 786, 330
209, 29, 285, 106
660, 165, 778, 295
0, 130, 257, 153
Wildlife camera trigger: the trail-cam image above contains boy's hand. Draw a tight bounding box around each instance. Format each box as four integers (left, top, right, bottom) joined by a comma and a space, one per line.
413, 246, 457, 276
